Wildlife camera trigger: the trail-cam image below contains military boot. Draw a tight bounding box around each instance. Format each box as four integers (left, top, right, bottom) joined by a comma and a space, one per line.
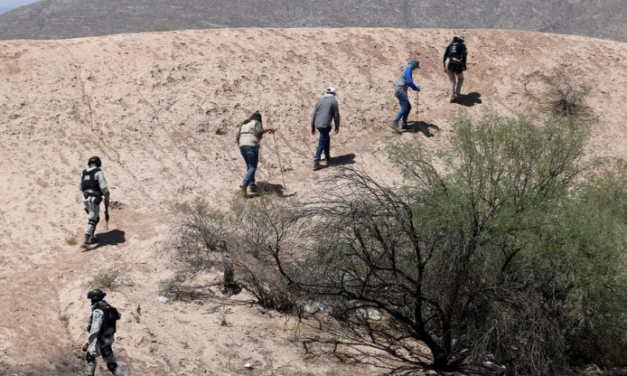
80, 234, 91, 249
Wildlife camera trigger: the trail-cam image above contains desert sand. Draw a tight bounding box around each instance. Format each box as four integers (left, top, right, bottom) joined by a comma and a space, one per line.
0, 28, 626, 375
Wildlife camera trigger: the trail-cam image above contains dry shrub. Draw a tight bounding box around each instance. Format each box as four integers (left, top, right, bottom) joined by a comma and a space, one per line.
90, 266, 133, 291
158, 279, 215, 302
169, 115, 627, 375
64, 232, 77, 246
523, 69, 592, 119
169, 197, 305, 313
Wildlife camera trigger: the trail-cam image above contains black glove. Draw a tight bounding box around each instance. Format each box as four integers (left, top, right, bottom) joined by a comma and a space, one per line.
105, 208, 110, 222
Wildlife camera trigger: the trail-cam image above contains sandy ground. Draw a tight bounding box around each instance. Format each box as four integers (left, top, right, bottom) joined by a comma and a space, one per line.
0, 28, 626, 375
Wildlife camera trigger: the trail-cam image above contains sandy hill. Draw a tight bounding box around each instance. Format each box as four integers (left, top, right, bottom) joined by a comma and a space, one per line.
0, 0, 627, 41
0, 28, 626, 375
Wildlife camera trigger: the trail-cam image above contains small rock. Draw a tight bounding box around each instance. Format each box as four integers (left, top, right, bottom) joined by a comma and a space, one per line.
583, 364, 601, 376
356, 308, 382, 321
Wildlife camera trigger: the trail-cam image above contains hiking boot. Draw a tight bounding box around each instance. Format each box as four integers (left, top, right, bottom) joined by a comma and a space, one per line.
389, 121, 399, 131
80, 234, 90, 249
324, 158, 332, 167
401, 123, 410, 130
239, 185, 247, 198
249, 184, 259, 195
313, 161, 322, 171
88, 235, 98, 245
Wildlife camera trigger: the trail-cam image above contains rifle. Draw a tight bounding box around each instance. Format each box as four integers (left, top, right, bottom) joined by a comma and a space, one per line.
105, 203, 110, 231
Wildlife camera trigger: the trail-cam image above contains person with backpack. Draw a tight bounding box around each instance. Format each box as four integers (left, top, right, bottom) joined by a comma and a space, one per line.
79, 156, 110, 249
236, 111, 276, 197
311, 87, 341, 170
82, 289, 123, 376
391, 59, 421, 132
443, 34, 468, 103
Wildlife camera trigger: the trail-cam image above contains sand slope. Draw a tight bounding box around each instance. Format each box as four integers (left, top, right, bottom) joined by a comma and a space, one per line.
0, 28, 626, 375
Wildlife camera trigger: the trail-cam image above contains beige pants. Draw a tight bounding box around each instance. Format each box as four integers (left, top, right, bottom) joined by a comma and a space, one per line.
447, 69, 464, 99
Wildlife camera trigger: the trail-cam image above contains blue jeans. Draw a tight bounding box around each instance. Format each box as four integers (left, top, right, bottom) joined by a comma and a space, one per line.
393, 92, 411, 126
314, 127, 331, 162
240, 146, 259, 187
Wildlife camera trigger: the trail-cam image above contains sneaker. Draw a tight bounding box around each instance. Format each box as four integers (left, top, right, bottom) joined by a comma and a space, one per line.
249, 185, 259, 195
313, 161, 322, 171
389, 121, 399, 130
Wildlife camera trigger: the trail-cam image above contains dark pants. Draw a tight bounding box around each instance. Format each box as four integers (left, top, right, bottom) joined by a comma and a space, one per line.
393, 92, 411, 126
240, 146, 259, 187
314, 127, 331, 162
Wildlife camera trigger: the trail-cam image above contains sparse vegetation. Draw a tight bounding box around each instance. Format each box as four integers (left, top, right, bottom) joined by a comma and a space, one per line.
219, 305, 229, 326
64, 232, 78, 246
171, 113, 627, 375
523, 70, 593, 119
158, 279, 216, 302
58, 312, 70, 328
90, 266, 133, 291
225, 340, 240, 368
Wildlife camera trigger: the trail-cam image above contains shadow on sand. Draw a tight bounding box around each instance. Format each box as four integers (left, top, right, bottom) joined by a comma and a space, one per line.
456, 92, 482, 107
254, 181, 296, 198
84, 229, 126, 252
405, 121, 441, 137
322, 153, 356, 169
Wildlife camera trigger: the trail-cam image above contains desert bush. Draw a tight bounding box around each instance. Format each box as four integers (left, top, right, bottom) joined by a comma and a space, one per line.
169, 199, 231, 279
158, 279, 215, 302
169, 197, 304, 311
523, 70, 592, 119
64, 232, 77, 246
170, 114, 627, 374
277, 114, 627, 374
230, 196, 307, 312
90, 266, 132, 291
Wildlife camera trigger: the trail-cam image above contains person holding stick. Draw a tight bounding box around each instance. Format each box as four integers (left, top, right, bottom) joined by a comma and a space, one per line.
236, 111, 276, 197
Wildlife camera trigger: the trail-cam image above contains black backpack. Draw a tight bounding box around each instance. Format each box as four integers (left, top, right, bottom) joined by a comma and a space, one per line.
88, 302, 121, 334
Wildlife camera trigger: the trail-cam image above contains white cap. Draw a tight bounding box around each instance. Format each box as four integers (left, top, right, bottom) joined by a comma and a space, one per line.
454, 34, 465, 41
326, 87, 337, 94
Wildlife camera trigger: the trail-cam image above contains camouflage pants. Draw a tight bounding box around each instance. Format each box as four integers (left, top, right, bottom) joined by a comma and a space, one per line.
86, 334, 123, 376
83, 196, 101, 237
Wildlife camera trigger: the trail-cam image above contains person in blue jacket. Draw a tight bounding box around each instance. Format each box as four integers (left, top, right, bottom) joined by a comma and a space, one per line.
391, 59, 420, 132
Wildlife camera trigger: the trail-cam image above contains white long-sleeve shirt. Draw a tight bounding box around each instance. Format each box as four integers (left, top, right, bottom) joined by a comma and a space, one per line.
85, 307, 104, 345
